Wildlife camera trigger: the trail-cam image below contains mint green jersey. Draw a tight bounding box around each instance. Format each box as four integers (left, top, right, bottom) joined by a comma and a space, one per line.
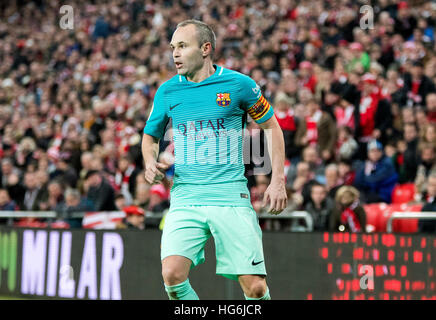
143, 65, 274, 207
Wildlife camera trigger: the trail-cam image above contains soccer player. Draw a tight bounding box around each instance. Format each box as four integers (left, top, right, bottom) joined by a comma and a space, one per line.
142, 20, 287, 300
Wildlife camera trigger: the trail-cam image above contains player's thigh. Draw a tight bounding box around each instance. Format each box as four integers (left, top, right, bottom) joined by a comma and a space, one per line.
208, 206, 266, 276
161, 206, 211, 267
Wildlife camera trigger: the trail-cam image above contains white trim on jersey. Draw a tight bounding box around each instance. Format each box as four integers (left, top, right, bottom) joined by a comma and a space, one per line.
218, 66, 224, 76
147, 102, 155, 120
179, 75, 182, 82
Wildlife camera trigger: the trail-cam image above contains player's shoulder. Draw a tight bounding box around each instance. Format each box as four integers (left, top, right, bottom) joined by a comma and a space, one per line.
219, 66, 250, 80
218, 66, 257, 88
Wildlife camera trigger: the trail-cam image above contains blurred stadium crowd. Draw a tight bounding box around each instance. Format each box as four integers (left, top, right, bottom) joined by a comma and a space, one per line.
0, 0, 435, 232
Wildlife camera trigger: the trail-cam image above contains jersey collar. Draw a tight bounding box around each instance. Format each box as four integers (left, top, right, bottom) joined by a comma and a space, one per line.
179, 64, 223, 84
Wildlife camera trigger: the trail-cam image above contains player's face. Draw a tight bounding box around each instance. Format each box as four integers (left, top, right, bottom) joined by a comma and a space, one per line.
170, 25, 204, 77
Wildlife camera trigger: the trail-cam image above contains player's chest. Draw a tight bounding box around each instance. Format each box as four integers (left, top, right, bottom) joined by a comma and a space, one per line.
167, 86, 243, 120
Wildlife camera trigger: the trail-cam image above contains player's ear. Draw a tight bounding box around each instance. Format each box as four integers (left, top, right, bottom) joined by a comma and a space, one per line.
202, 42, 212, 57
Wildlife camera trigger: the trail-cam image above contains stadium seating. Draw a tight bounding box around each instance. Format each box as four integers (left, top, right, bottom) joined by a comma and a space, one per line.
391, 183, 417, 204
363, 203, 423, 233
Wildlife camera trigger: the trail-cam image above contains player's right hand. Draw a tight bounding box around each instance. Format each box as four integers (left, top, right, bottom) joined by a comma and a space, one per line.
144, 162, 169, 185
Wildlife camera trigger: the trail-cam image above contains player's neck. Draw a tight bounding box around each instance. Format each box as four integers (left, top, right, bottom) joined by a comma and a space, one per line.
186, 62, 216, 83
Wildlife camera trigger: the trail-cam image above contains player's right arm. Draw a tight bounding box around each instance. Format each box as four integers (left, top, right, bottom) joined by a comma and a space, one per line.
142, 134, 168, 184
142, 85, 170, 185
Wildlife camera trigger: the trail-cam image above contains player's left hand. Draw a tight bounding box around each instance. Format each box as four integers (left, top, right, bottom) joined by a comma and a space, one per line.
262, 180, 288, 215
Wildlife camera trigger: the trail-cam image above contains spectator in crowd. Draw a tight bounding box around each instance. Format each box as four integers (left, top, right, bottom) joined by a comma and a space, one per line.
324, 163, 342, 199
418, 173, 436, 233
295, 99, 337, 163
22, 171, 47, 211
332, 82, 360, 132
84, 170, 116, 211
50, 154, 79, 188
390, 138, 406, 177
115, 193, 128, 211
354, 140, 398, 203
419, 122, 436, 151
55, 188, 94, 228
251, 175, 270, 214
287, 145, 325, 187
416, 106, 429, 129
347, 42, 370, 73
402, 60, 436, 108
77, 151, 94, 193
288, 161, 319, 208
394, 2, 417, 41
303, 182, 334, 232
336, 125, 358, 161
273, 92, 300, 161
426, 93, 436, 122
337, 158, 356, 186
114, 154, 140, 204
148, 183, 170, 213
297, 61, 317, 94
398, 122, 420, 183
0, 188, 17, 211
134, 181, 151, 207
1, 158, 21, 188
0, 188, 17, 225
117, 205, 146, 230
39, 180, 65, 211
355, 73, 393, 158
15, 137, 37, 171
0, 158, 24, 206
329, 185, 367, 233
415, 143, 436, 197
401, 107, 417, 126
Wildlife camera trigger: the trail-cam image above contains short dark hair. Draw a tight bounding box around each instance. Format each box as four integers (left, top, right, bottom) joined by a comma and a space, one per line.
311, 182, 326, 192
404, 122, 418, 132
115, 193, 125, 200
176, 20, 216, 55
85, 170, 100, 180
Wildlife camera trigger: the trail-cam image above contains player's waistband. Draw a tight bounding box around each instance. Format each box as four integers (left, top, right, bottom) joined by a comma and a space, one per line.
170, 180, 252, 207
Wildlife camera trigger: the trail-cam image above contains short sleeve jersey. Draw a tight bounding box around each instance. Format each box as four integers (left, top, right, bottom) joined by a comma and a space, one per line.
144, 65, 274, 207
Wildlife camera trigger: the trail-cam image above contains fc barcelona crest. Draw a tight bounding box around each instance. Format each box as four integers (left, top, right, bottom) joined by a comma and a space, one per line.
216, 93, 231, 107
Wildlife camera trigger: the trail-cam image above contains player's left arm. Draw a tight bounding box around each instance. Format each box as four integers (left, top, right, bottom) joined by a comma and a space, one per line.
258, 116, 288, 214
239, 74, 288, 213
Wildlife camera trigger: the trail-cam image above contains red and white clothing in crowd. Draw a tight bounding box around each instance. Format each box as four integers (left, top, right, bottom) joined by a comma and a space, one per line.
357, 74, 382, 141
334, 105, 355, 130
358, 92, 379, 140
408, 78, 423, 104
275, 109, 297, 131
118, 125, 138, 154
340, 201, 362, 233
299, 74, 318, 93
298, 61, 317, 93
380, 76, 404, 101
114, 164, 136, 193
150, 183, 170, 200
305, 110, 322, 146
338, 171, 356, 186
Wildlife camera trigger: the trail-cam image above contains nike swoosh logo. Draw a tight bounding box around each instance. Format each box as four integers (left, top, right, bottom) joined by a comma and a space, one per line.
252, 260, 263, 266
170, 103, 182, 110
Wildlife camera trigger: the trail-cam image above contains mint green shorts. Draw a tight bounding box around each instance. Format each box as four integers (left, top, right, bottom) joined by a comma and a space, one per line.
161, 206, 267, 281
